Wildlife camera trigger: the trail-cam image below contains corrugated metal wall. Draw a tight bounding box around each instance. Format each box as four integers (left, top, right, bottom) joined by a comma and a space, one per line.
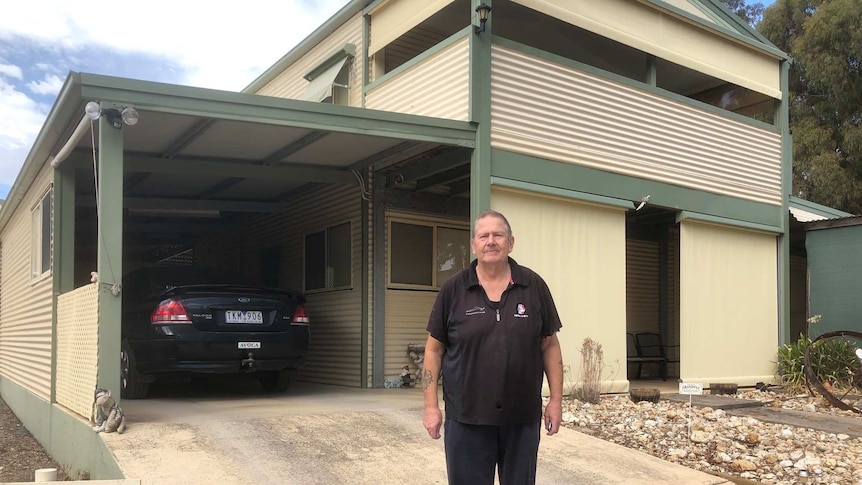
0, 167, 55, 399
365, 35, 470, 120
805, 225, 862, 337
56, 283, 99, 419
626, 239, 659, 334
255, 13, 364, 108
384, 289, 436, 380
196, 184, 363, 387
490, 44, 782, 206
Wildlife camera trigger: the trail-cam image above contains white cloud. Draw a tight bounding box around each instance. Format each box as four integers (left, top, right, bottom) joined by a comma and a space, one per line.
0, 79, 49, 186
27, 74, 64, 96
0, 62, 23, 80
0, 0, 349, 91
0, 0, 350, 196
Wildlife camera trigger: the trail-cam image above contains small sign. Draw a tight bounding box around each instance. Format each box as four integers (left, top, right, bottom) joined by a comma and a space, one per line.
679, 382, 703, 395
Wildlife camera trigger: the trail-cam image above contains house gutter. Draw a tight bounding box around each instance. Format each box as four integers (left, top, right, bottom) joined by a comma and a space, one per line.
0, 72, 83, 235
243, 0, 370, 94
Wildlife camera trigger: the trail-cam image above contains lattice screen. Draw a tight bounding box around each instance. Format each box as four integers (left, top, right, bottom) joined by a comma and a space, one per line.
56, 283, 99, 419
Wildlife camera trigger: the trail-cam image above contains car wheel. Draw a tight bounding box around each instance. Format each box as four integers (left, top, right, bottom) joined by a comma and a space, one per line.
121, 341, 150, 399
258, 371, 292, 393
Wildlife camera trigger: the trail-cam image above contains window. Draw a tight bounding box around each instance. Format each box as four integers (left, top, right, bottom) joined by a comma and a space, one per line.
389, 220, 469, 289
31, 188, 53, 279
304, 222, 351, 291
300, 44, 355, 105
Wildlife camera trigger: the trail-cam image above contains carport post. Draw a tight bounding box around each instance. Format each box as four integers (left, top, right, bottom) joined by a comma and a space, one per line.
469, 0, 493, 219
95, 114, 124, 397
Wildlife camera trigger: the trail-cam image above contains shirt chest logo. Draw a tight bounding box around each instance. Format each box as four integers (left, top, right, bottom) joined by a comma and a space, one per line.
465, 306, 486, 316
514, 303, 529, 318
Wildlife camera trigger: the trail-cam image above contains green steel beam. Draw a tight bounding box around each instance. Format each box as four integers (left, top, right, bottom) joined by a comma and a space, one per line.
470, 0, 493, 222
52, 164, 76, 404
78, 74, 476, 148
676, 211, 781, 233
385, 147, 472, 188
778, 59, 792, 345
492, 149, 784, 229
96, 115, 124, 398
75, 196, 283, 213
371, 175, 386, 387
124, 155, 356, 185
360, 168, 370, 388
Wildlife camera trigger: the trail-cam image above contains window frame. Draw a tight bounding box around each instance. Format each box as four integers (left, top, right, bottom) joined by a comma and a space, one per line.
387, 217, 470, 290
30, 187, 53, 282
303, 221, 352, 293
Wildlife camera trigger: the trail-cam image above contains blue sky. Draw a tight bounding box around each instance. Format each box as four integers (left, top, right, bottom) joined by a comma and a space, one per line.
0, 0, 348, 201
0, 1, 776, 201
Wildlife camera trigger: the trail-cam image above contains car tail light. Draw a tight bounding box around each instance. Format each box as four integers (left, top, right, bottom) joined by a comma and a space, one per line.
151, 300, 191, 324
291, 304, 309, 325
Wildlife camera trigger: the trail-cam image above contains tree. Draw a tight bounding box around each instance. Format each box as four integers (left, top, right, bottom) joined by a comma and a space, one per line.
720, 0, 766, 26
759, 0, 862, 213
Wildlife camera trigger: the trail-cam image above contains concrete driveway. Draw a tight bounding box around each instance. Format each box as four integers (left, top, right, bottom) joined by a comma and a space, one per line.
103, 378, 729, 485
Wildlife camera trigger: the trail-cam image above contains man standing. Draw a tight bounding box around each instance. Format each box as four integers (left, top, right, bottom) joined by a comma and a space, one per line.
422, 210, 564, 485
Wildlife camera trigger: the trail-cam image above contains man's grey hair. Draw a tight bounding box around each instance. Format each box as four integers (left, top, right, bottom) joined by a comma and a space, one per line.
472, 210, 513, 238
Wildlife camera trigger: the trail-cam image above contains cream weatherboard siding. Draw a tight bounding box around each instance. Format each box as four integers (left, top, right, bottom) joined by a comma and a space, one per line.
55, 283, 99, 419
490, 44, 782, 206
679, 220, 778, 386
0, 167, 54, 399
365, 35, 470, 121
384, 289, 436, 380
510, 0, 781, 98
255, 13, 364, 108
196, 184, 363, 387
490, 186, 628, 393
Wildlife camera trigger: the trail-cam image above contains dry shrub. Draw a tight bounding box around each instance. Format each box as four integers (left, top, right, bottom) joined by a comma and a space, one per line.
570, 337, 603, 404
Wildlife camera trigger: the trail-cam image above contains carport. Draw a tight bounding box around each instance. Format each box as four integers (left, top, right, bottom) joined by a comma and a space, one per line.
20, 72, 475, 415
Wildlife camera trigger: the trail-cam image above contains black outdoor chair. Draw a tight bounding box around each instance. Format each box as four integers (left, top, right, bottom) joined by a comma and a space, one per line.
626, 332, 668, 381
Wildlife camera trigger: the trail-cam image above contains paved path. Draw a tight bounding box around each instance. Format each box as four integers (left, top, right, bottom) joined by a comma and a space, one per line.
663, 392, 862, 438
103, 381, 729, 485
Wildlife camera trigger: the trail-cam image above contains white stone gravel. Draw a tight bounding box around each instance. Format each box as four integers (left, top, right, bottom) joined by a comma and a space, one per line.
555, 390, 862, 485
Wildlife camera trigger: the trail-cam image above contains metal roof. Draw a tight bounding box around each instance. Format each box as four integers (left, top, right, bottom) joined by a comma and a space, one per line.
0, 72, 476, 237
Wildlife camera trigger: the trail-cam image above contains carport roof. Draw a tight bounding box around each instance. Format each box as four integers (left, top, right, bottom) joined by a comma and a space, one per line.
0, 72, 475, 233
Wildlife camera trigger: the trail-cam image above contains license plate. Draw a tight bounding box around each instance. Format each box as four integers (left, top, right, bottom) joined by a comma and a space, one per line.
238, 342, 261, 349
226, 310, 263, 324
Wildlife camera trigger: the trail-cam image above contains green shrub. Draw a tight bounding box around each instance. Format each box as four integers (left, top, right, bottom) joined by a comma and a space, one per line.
776, 334, 808, 392
777, 333, 858, 393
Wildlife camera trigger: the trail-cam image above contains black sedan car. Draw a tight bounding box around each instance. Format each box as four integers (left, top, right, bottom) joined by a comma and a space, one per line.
120, 266, 310, 399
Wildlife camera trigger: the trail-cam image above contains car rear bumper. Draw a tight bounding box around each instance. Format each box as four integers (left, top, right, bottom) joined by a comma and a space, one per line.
130, 330, 309, 375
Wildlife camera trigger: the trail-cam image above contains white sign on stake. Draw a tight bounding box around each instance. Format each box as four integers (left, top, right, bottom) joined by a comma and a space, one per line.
678, 382, 703, 440
679, 382, 703, 395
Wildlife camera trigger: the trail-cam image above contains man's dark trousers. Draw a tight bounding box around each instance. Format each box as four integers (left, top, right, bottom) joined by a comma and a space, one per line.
444, 419, 541, 485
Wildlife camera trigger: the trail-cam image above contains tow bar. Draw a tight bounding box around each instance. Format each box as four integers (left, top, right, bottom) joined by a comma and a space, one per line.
241, 352, 256, 370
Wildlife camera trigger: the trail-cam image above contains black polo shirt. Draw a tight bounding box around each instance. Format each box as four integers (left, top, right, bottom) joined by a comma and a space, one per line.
426, 257, 562, 425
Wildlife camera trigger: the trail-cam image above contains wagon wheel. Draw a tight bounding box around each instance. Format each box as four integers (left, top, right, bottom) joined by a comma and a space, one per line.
803, 330, 862, 414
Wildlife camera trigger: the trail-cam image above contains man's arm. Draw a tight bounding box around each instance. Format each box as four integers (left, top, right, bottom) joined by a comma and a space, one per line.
423, 335, 445, 439
541, 334, 563, 435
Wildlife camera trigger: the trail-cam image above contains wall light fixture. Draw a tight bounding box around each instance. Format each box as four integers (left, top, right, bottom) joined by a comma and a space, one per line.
475, 3, 491, 34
